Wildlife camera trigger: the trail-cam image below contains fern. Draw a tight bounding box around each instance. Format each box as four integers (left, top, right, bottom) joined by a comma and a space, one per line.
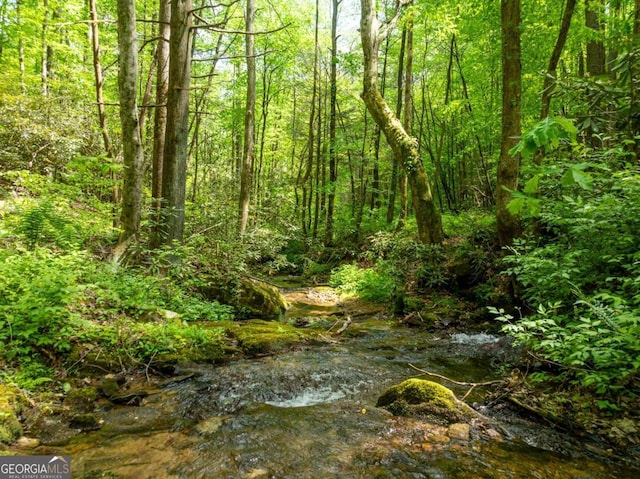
17, 200, 79, 250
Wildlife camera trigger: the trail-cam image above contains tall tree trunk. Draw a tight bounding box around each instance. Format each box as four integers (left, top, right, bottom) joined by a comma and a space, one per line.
41, 0, 49, 96
585, 0, 606, 76
17, 1, 25, 93
397, 17, 414, 230
496, 0, 522, 247
635, 0, 640, 38
116, 0, 145, 244
89, 0, 112, 158
88, 0, 117, 208
301, 0, 320, 236
239, 0, 256, 236
158, 0, 192, 246
540, 0, 577, 120
360, 0, 442, 244
152, 0, 170, 219
386, 28, 405, 225
632, 0, 640, 160
325, 0, 340, 246
370, 33, 391, 214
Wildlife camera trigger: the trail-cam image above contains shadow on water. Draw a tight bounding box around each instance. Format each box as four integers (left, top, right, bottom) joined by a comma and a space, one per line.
39, 287, 640, 478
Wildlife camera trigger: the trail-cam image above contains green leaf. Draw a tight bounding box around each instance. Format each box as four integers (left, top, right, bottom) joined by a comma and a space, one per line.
507, 197, 525, 215
562, 167, 593, 190
523, 174, 541, 195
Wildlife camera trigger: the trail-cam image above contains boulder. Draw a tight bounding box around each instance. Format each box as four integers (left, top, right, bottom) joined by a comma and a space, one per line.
200, 275, 288, 319
376, 378, 472, 425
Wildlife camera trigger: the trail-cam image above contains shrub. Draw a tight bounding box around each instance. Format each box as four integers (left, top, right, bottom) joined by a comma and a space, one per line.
0, 249, 87, 362
330, 263, 396, 303
494, 126, 640, 399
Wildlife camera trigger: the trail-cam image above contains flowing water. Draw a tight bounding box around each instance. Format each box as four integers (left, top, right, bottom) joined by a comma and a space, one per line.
29, 287, 640, 478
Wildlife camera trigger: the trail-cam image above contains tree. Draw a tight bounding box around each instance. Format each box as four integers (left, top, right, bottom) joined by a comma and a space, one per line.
360, 0, 442, 244
585, 0, 606, 76
496, 0, 522, 247
89, 0, 113, 158
157, 0, 193, 246
324, 0, 340, 246
540, 0, 577, 121
116, 0, 145, 244
299, 0, 320, 237
152, 0, 170, 218
239, 0, 256, 236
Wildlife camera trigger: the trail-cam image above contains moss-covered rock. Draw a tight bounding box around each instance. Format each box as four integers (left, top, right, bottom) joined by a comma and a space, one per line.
199, 275, 288, 319
236, 277, 288, 319
68, 413, 101, 431
0, 384, 25, 445
64, 387, 98, 413
377, 379, 457, 409
98, 377, 121, 398
227, 320, 308, 357
377, 378, 472, 425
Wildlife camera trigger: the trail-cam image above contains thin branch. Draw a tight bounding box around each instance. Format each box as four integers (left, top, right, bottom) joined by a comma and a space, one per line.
191, 0, 241, 15
335, 315, 352, 335
136, 18, 169, 26
379, 0, 411, 42
192, 49, 275, 62
53, 20, 114, 27
408, 363, 503, 387
192, 13, 290, 35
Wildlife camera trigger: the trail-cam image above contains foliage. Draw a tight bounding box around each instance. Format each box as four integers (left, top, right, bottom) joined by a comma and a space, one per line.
75, 318, 226, 365
508, 116, 577, 160
491, 297, 640, 399
0, 94, 101, 175
81, 262, 234, 323
330, 263, 396, 303
1, 170, 118, 250
17, 200, 79, 250
0, 249, 86, 363
494, 141, 640, 399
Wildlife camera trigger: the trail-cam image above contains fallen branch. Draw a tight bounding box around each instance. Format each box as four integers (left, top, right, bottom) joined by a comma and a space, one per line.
408, 363, 504, 400
335, 315, 352, 335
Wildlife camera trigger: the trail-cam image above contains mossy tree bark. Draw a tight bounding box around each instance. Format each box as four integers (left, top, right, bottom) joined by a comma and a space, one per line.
157, 0, 192, 246
116, 0, 144, 244
496, 0, 522, 247
360, 0, 442, 244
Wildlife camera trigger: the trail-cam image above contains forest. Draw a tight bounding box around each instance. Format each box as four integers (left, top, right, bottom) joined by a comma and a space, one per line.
0, 0, 639, 474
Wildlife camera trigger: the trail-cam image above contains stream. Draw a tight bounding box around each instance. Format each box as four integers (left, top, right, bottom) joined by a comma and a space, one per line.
25, 287, 640, 478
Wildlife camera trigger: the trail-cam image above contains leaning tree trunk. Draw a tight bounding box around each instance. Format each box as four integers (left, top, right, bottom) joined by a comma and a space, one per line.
496, 0, 522, 247
360, 0, 442, 244
540, 0, 577, 121
116, 0, 145, 245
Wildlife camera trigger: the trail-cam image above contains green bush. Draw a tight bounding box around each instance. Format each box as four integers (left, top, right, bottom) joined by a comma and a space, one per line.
81, 263, 234, 323
330, 263, 395, 303
0, 249, 87, 362
494, 136, 640, 399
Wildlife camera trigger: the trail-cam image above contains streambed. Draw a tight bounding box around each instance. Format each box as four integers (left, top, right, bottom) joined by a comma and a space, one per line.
22, 287, 640, 478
